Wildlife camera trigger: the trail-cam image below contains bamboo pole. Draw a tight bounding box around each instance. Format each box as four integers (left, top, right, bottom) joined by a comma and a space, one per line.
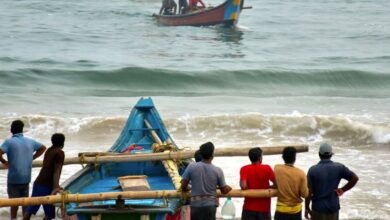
0, 189, 278, 207
144, 119, 182, 190
0, 144, 308, 170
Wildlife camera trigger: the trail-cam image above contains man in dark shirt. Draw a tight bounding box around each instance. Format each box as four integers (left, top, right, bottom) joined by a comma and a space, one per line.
305, 143, 359, 220
178, 0, 189, 14
23, 133, 65, 220
159, 0, 177, 15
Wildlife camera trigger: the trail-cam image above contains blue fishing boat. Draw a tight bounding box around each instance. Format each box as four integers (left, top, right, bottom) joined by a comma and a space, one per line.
62, 97, 189, 220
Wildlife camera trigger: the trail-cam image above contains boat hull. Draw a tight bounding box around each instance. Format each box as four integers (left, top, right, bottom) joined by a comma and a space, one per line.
62, 98, 189, 220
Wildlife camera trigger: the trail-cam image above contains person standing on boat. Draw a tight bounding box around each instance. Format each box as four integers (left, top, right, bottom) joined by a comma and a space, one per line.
189, 0, 206, 10
181, 142, 232, 220
159, 0, 177, 15
305, 143, 359, 220
23, 133, 65, 220
239, 147, 276, 220
178, 0, 189, 14
0, 120, 46, 220
274, 147, 308, 220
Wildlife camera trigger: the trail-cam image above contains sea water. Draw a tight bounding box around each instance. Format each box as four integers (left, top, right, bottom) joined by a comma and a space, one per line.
0, 0, 389, 219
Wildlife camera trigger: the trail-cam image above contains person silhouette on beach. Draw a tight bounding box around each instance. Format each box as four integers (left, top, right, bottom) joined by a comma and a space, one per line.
305, 143, 359, 220
24, 133, 65, 220
239, 147, 276, 220
274, 147, 309, 220
0, 120, 46, 220
181, 142, 232, 220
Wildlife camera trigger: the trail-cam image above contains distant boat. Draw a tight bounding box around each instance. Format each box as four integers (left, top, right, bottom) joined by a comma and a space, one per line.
153, 0, 244, 26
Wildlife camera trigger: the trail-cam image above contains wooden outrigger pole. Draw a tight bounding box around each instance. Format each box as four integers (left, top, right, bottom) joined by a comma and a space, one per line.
0, 144, 308, 170
0, 189, 278, 207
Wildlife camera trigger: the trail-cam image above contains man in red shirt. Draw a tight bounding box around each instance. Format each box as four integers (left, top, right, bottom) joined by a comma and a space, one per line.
189, 0, 205, 10
240, 147, 276, 220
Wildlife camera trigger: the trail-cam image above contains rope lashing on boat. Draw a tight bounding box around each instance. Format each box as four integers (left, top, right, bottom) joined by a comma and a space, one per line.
60, 191, 70, 209
161, 190, 169, 207
152, 142, 177, 153
94, 155, 99, 170
75, 193, 80, 204
78, 153, 86, 168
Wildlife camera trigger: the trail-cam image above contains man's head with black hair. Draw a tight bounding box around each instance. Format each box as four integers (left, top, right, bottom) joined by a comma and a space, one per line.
199, 142, 214, 160
194, 150, 202, 162
282, 146, 296, 164
248, 147, 262, 163
10, 120, 24, 134
51, 133, 65, 148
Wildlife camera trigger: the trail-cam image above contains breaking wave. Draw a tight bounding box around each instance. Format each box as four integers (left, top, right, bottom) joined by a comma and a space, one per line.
0, 113, 388, 148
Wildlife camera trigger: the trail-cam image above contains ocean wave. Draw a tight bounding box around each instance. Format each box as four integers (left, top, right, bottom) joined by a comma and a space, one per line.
0, 113, 388, 147
0, 67, 389, 98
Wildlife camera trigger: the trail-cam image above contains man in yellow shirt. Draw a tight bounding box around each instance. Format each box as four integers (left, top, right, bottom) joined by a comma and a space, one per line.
274, 147, 309, 220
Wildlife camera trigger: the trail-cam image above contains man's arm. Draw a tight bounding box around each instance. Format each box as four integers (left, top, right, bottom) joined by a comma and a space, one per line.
51, 152, 65, 194
199, 0, 206, 8
0, 149, 7, 164
159, 5, 164, 14
270, 178, 277, 189
336, 172, 359, 196
173, 1, 177, 14
240, 179, 247, 190
159, 0, 166, 15
269, 167, 277, 189
0, 149, 8, 168
51, 162, 63, 194
304, 189, 312, 219
180, 179, 190, 192
301, 175, 309, 199
220, 184, 232, 194
33, 145, 46, 160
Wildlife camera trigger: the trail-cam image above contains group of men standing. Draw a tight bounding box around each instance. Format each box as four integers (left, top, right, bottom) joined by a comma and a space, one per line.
159, 0, 206, 15
181, 142, 359, 220
0, 120, 65, 220
0, 119, 359, 220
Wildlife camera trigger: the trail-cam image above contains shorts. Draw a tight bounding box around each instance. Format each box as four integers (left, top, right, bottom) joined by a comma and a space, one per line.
191, 205, 216, 220
7, 183, 29, 198
274, 211, 302, 220
311, 210, 339, 220
241, 210, 271, 220
26, 184, 55, 219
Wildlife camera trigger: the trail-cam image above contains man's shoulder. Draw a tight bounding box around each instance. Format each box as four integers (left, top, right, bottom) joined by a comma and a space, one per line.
1, 136, 21, 148
292, 166, 306, 176
240, 164, 253, 172
46, 147, 64, 155
331, 161, 345, 167
186, 161, 198, 170
308, 163, 320, 174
